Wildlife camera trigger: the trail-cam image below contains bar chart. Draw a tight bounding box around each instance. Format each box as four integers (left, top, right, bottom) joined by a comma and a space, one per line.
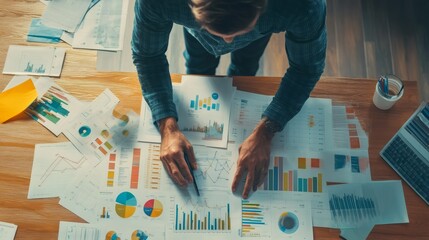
329, 193, 377, 224
261, 156, 324, 193
189, 93, 221, 111
241, 200, 269, 237
105, 146, 142, 189
144, 144, 162, 190
240, 193, 313, 239
170, 192, 241, 236
174, 203, 231, 231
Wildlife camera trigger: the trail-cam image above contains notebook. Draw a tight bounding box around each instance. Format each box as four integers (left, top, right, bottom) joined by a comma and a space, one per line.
380, 102, 429, 205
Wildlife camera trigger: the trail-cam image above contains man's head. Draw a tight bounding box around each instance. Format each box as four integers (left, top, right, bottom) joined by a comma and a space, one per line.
189, 0, 267, 43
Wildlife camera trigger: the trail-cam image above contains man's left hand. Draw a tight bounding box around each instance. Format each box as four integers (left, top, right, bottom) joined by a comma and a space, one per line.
231, 119, 275, 199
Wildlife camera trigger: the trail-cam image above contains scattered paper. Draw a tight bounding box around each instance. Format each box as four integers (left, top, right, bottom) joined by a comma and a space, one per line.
340, 224, 374, 240
64, 89, 139, 160
240, 192, 313, 240
2, 45, 66, 77
27, 18, 63, 43
0, 78, 37, 123
73, 0, 128, 51
58, 221, 164, 240
177, 76, 235, 148
28, 142, 98, 199
41, 0, 92, 33
0, 222, 17, 240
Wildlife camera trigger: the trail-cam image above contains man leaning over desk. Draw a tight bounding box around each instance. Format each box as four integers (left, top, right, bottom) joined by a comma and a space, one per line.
131, 0, 327, 199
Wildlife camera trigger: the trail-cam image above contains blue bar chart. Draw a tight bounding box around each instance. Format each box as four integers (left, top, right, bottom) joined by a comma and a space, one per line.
329, 193, 377, 224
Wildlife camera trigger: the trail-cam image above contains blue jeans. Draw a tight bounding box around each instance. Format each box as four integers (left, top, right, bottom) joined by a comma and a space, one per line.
183, 29, 272, 76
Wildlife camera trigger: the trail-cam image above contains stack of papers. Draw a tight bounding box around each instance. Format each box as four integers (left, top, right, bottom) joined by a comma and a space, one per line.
34, 0, 128, 51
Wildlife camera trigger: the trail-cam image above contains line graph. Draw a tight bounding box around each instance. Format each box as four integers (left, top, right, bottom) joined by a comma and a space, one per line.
193, 148, 236, 190
39, 154, 86, 186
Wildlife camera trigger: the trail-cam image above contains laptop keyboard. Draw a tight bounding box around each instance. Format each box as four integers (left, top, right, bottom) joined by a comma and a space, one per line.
382, 135, 429, 204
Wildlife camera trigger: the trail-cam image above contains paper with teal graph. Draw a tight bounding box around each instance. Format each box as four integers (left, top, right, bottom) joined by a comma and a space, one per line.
27, 18, 63, 43
2, 45, 66, 76
63, 89, 139, 161
177, 75, 235, 148
327, 181, 409, 228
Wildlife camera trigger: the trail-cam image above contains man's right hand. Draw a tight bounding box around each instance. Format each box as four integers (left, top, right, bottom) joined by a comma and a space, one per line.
158, 117, 197, 187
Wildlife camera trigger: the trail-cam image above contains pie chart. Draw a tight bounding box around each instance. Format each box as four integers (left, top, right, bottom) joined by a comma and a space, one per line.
131, 230, 149, 240
278, 211, 299, 234
115, 191, 137, 218
143, 199, 163, 218
105, 230, 121, 240
78, 126, 91, 137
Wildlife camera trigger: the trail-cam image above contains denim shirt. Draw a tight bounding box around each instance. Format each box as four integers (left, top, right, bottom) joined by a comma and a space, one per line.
132, 0, 327, 131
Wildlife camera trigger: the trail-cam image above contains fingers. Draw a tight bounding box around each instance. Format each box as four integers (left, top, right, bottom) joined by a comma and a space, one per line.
242, 170, 255, 199
161, 158, 187, 187
253, 160, 270, 191
161, 149, 193, 186
185, 145, 198, 170
231, 165, 244, 193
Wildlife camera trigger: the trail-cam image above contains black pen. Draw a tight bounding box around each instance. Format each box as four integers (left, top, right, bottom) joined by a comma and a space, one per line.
184, 153, 200, 196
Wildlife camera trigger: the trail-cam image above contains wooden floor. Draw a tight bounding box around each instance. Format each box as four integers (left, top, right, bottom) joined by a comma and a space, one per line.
167, 0, 429, 101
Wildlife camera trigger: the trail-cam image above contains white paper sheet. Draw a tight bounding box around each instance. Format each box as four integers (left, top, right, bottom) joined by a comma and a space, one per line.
64, 89, 139, 161
27, 83, 84, 136
166, 191, 242, 239
327, 181, 409, 228
191, 145, 238, 191
0, 222, 17, 240
340, 224, 374, 240
228, 90, 285, 150
284, 98, 333, 153
240, 192, 313, 240
41, 0, 92, 32
137, 84, 181, 143
73, 0, 128, 51
177, 75, 235, 148
2, 45, 66, 77
28, 142, 98, 199
322, 149, 371, 183
58, 221, 164, 240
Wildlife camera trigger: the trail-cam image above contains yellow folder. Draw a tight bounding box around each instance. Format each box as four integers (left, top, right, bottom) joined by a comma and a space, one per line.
0, 79, 38, 123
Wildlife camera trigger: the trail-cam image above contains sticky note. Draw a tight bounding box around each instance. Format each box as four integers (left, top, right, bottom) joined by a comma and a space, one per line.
0, 79, 38, 123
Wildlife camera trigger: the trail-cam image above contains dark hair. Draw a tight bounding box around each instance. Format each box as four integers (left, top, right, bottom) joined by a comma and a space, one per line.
189, 0, 267, 35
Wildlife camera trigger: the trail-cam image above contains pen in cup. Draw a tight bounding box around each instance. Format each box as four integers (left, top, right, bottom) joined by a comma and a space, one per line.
184, 153, 200, 196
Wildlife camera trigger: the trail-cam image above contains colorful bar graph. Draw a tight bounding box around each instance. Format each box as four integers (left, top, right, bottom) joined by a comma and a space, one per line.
263, 157, 323, 192
145, 144, 162, 189
174, 203, 231, 231
130, 148, 140, 189
242, 200, 266, 236
189, 95, 220, 111
106, 153, 116, 187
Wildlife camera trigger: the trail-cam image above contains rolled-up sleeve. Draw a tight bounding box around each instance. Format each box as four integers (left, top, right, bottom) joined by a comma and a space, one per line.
132, 0, 177, 123
263, 1, 327, 131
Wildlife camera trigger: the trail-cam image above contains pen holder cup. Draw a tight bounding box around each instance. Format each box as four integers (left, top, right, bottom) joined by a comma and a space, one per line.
372, 75, 404, 110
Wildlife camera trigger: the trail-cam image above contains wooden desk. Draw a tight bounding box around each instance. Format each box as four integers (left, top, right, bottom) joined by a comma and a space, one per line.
0, 71, 428, 239
0, 1, 427, 239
